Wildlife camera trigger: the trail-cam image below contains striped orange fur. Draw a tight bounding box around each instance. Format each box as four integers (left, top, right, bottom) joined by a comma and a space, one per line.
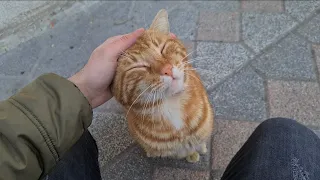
111, 9, 214, 162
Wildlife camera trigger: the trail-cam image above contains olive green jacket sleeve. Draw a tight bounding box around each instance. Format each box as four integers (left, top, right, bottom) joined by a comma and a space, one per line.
0, 73, 93, 180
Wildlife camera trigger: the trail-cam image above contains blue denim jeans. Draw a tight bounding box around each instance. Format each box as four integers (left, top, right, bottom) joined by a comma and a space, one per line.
221, 118, 320, 180
46, 130, 101, 180
46, 118, 320, 180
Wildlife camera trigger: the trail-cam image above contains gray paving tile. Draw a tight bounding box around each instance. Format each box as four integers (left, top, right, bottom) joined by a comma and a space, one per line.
159, 4, 198, 41
196, 68, 223, 91
153, 167, 210, 180
181, 40, 195, 59
191, 1, 239, 12
88, 113, 133, 168
252, 34, 316, 80
210, 67, 267, 121
133, 2, 197, 40
298, 14, 320, 43
148, 140, 211, 170
0, 77, 27, 101
197, 12, 240, 42
313, 45, 320, 72
28, 9, 94, 78
212, 119, 259, 170
85, 1, 135, 45
0, 38, 41, 76
211, 170, 224, 180
313, 130, 320, 138
32, 42, 91, 78
241, 0, 283, 12
242, 12, 297, 53
133, 0, 239, 40
285, 0, 320, 22
32, 2, 135, 78
88, 1, 131, 23
94, 97, 124, 114
268, 80, 320, 128
194, 42, 253, 89
101, 146, 152, 180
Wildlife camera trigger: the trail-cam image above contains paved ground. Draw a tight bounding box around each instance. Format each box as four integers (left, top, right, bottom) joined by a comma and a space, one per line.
1, 1, 320, 180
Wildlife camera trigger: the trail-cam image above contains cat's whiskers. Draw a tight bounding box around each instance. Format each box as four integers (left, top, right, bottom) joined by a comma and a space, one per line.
184, 84, 200, 91
182, 68, 197, 71
141, 83, 162, 123
158, 88, 165, 130
183, 57, 198, 64
184, 72, 207, 86
179, 51, 194, 64
178, 66, 197, 73
149, 83, 166, 129
151, 85, 162, 107
155, 88, 160, 127
151, 90, 157, 129
178, 62, 197, 72
142, 91, 153, 123
126, 84, 156, 119
178, 58, 198, 69
157, 92, 162, 129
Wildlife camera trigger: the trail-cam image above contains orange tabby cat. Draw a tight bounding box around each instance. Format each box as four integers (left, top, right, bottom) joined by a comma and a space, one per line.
111, 9, 214, 162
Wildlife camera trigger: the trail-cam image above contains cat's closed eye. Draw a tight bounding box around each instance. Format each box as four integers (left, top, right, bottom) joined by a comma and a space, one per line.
161, 42, 167, 54
126, 63, 150, 72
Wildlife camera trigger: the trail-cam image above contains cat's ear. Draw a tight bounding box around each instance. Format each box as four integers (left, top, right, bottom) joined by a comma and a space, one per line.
149, 9, 170, 34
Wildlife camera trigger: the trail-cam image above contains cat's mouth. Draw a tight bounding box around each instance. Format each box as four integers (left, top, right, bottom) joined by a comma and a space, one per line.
165, 78, 185, 97
161, 66, 185, 97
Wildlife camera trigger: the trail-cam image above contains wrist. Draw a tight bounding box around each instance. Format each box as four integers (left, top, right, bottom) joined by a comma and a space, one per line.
68, 72, 93, 107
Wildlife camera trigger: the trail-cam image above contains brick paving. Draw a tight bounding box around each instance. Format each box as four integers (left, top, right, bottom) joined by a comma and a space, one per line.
1, 1, 320, 179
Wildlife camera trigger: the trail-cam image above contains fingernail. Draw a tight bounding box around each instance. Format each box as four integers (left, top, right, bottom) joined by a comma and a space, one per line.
170, 33, 177, 39
136, 28, 145, 33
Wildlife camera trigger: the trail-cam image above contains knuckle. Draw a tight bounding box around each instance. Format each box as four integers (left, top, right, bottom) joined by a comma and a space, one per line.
120, 35, 130, 41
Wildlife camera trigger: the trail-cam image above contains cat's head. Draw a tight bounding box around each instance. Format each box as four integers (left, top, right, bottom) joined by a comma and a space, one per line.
112, 9, 191, 109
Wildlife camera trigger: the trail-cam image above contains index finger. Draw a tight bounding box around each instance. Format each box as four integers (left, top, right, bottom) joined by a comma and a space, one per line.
106, 28, 145, 57
169, 33, 177, 39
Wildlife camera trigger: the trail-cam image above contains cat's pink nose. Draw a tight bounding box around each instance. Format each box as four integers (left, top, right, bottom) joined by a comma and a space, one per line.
161, 64, 173, 77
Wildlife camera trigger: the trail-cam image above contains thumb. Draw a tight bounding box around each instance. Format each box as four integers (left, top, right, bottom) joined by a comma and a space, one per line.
107, 28, 145, 57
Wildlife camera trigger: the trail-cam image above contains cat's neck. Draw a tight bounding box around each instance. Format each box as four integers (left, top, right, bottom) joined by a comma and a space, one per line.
161, 95, 184, 130
132, 94, 185, 130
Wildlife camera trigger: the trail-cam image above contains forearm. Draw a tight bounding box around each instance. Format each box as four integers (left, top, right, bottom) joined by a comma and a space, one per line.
0, 73, 92, 179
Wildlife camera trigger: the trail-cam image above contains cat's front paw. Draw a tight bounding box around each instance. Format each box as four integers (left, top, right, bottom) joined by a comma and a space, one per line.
186, 152, 200, 163
146, 150, 159, 157
199, 143, 208, 155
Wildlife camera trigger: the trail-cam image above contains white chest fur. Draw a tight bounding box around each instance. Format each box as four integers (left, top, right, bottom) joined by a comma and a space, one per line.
162, 97, 183, 130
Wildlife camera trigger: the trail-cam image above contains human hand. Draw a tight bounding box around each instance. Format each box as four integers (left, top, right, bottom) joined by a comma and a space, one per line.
69, 28, 177, 108
68, 28, 145, 108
